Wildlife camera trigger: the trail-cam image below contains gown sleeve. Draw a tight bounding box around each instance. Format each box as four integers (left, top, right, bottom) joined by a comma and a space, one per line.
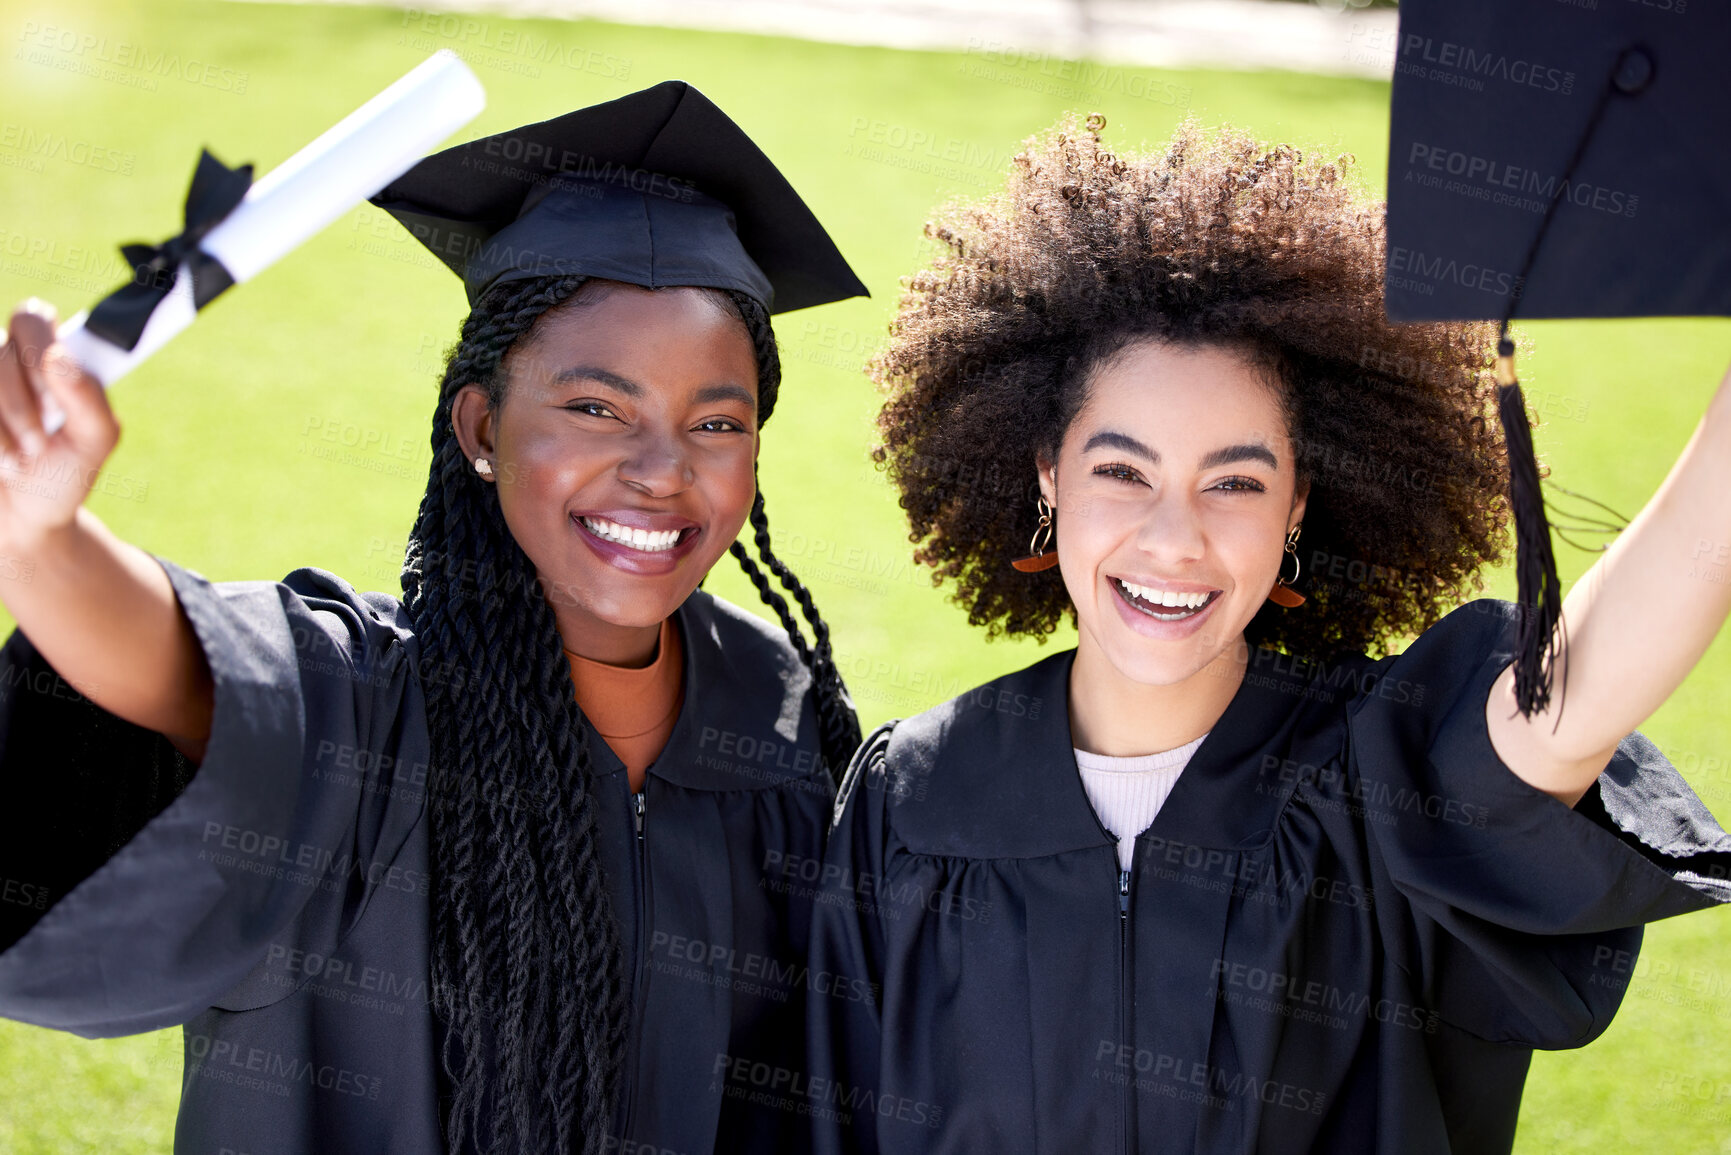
1345, 598, 1731, 1048
806, 721, 897, 1155
0, 556, 426, 1038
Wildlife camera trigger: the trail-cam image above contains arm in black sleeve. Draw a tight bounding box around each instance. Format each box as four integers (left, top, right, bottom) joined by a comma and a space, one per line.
1349, 599, 1731, 1048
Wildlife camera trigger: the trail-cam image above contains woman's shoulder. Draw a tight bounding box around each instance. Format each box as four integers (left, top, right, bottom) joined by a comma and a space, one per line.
1243, 598, 1520, 720
153, 558, 413, 628
1333, 597, 1519, 719
885, 649, 1069, 767
276, 565, 413, 627
682, 585, 797, 650
678, 587, 814, 691
833, 650, 1097, 858
1364, 597, 1517, 668
660, 589, 834, 793
150, 558, 421, 688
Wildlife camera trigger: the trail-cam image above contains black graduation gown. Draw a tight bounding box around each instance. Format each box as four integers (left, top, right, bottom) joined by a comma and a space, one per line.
807, 599, 1731, 1154
0, 557, 835, 1154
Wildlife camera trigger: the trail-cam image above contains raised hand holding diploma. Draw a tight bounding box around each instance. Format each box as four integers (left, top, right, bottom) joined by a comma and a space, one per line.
41, 50, 486, 428
0, 301, 112, 533
0, 50, 483, 752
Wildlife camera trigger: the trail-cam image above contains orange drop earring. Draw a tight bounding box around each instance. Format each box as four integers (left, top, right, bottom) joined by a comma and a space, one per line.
1011, 495, 1060, 572
1267, 523, 1305, 607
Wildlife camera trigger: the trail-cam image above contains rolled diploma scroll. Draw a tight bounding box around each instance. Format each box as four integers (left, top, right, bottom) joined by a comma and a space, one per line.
45, 50, 485, 428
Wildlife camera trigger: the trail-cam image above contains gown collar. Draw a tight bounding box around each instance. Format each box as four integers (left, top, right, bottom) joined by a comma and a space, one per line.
888, 645, 1350, 856
575, 590, 826, 795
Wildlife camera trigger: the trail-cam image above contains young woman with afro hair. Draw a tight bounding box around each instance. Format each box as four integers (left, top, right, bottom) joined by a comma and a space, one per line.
808, 117, 1731, 1155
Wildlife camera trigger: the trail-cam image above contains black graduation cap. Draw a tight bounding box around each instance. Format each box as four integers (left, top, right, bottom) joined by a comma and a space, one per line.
1385, 0, 1731, 715
368, 80, 867, 314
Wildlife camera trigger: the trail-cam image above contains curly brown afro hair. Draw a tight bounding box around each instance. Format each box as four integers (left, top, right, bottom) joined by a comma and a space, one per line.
872, 117, 1516, 659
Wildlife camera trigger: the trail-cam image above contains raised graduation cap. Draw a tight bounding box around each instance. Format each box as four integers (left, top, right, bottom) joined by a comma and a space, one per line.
1384, 0, 1731, 715
368, 79, 868, 314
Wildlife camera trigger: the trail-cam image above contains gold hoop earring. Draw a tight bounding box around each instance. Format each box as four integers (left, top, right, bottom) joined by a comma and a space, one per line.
1267, 522, 1306, 607
1011, 495, 1060, 573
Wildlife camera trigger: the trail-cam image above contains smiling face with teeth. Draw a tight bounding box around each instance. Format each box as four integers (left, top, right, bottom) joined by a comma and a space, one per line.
452, 282, 762, 666
1038, 340, 1307, 704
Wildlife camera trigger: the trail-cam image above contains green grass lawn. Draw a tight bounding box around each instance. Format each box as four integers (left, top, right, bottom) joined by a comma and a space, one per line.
1, 1, 1728, 1150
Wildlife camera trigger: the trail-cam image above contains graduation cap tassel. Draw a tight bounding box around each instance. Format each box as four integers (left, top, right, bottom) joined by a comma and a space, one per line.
1495, 332, 1563, 717
1483, 51, 1653, 718
1544, 481, 1629, 552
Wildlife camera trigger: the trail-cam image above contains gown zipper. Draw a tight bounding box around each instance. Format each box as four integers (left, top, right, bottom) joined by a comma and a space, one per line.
622, 787, 650, 1141
1119, 866, 1133, 1155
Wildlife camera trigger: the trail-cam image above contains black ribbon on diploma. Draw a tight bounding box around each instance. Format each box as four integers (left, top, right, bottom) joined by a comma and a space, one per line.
85, 149, 254, 352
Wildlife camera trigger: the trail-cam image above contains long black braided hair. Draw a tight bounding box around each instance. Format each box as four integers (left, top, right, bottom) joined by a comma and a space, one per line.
400, 274, 860, 1154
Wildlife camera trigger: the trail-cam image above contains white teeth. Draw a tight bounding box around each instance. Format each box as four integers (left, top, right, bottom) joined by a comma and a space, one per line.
1117, 579, 1210, 611
581, 517, 684, 552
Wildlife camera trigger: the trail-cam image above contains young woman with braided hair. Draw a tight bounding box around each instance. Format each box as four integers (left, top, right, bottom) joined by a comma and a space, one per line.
0, 83, 863, 1154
